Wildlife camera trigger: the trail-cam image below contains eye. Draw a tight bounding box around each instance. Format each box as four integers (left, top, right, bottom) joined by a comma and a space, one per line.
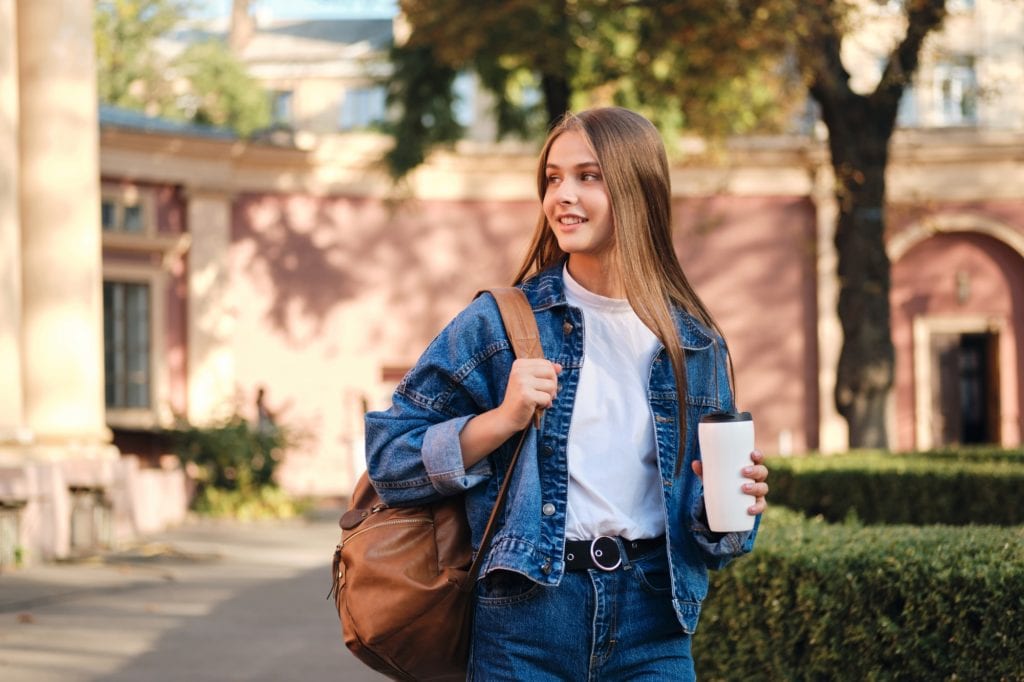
546, 175, 561, 185
581, 172, 601, 181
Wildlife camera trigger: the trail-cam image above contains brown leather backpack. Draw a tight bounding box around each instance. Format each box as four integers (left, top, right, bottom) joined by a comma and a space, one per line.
330, 287, 542, 681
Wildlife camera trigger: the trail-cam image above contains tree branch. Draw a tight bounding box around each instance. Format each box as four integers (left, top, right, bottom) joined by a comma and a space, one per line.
872, 0, 948, 115
803, 2, 855, 111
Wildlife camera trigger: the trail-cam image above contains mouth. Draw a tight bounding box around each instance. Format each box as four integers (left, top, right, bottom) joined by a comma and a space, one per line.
556, 215, 587, 226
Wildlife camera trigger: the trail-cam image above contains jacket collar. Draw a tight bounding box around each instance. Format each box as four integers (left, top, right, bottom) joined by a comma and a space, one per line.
519, 260, 715, 351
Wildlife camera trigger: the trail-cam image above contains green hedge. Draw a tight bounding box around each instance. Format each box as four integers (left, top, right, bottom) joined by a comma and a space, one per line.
694, 508, 1024, 681
912, 446, 1024, 463
766, 451, 1024, 525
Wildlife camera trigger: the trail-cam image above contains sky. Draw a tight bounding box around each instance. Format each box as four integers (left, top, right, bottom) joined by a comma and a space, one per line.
194, 0, 398, 20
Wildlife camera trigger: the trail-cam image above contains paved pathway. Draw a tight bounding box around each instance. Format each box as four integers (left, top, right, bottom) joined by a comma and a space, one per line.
0, 513, 387, 681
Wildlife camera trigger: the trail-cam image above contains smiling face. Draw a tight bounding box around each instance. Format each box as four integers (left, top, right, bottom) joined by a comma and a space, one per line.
542, 130, 615, 268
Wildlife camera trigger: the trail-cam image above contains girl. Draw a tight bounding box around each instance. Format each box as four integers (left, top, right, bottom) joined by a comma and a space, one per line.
365, 107, 769, 681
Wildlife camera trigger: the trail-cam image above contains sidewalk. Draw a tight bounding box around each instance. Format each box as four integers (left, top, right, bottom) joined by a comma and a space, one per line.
0, 512, 386, 681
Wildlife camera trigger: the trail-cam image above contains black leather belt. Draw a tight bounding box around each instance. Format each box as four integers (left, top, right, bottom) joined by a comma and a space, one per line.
563, 536, 665, 571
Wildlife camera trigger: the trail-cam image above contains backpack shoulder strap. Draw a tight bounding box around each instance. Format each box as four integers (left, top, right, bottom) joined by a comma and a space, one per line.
479, 287, 543, 360
464, 287, 544, 589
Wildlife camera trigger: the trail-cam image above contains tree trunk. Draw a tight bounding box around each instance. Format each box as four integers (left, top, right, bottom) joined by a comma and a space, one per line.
541, 74, 570, 130
829, 132, 895, 448
806, 0, 947, 449
812, 84, 897, 449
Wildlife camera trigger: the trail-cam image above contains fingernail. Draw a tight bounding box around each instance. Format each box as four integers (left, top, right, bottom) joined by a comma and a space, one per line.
742, 467, 753, 475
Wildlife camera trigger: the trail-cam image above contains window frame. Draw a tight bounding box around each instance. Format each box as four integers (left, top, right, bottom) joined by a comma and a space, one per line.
100, 182, 179, 431
102, 263, 169, 430
932, 57, 979, 127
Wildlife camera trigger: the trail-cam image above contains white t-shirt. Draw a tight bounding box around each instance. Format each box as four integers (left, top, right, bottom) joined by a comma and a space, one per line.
562, 266, 666, 541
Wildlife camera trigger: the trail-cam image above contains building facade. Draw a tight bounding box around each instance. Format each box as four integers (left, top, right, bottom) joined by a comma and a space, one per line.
1, 0, 1022, 564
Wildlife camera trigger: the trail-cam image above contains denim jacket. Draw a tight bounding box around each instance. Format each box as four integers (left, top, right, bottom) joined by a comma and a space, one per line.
364, 264, 760, 633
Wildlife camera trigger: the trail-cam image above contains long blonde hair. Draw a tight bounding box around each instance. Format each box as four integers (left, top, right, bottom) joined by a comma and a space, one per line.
514, 107, 731, 472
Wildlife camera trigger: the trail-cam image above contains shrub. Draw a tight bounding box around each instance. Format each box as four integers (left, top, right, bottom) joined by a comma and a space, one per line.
192, 485, 310, 521
167, 416, 299, 519
767, 451, 1024, 525
694, 508, 1024, 681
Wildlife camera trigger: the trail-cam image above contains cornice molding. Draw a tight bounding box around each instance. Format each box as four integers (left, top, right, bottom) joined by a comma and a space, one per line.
99, 128, 1024, 202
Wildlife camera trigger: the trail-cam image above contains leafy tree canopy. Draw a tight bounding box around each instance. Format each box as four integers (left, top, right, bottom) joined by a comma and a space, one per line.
386, 0, 806, 176
94, 0, 270, 136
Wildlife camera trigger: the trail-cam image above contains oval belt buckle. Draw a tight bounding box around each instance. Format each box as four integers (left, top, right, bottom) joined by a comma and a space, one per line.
590, 536, 621, 571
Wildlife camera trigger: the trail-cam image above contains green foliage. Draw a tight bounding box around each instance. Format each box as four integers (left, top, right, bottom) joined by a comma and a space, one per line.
694, 508, 1024, 680
168, 416, 301, 519
94, 0, 269, 136
389, 0, 804, 176
192, 485, 311, 521
383, 44, 463, 178
174, 41, 271, 135
767, 450, 1024, 526
95, 0, 190, 111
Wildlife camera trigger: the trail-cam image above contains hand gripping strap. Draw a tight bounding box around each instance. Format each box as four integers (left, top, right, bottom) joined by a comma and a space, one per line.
463, 287, 543, 590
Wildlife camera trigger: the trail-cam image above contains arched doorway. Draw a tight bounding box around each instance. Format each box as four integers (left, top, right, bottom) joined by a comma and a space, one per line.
889, 215, 1024, 451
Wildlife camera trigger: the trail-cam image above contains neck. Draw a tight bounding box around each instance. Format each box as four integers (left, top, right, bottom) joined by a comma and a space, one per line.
566, 254, 625, 299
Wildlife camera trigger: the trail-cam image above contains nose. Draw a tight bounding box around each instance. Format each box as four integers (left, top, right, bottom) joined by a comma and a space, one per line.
553, 180, 577, 204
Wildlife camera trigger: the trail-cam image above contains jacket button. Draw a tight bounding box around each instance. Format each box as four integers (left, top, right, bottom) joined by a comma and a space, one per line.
562, 322, 573, 334
541, 559, 552, 575
541, 445, 553, 457
542, 503, 556, 516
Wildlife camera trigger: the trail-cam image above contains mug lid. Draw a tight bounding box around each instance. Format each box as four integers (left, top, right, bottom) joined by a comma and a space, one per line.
700, 411, 752, 423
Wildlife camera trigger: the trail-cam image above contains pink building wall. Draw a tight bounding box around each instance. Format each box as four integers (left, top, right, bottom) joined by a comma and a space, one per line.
675, 196, 819, 454
889, 201, 1024, 451
100, 150, 1024, 498
227, 190, 817, 492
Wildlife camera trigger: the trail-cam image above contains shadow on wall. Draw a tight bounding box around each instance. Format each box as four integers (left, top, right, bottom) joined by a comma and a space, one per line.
233, 193, 535, 350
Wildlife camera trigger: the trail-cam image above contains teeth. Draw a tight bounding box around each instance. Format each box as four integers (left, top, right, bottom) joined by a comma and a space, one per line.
560, 216, 585, 225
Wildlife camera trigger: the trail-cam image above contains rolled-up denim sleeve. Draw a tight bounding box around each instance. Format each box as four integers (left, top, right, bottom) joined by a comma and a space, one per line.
365, 393, 494, 507
364, 296, 506, 507
688, 495, 760, 570
421, 415, 493, 495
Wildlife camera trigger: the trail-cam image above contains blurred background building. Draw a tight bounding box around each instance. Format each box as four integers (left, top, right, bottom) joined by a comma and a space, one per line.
1, 0, 1022, 562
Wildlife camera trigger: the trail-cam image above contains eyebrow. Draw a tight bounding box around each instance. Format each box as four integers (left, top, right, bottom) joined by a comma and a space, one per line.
545, 161, 601, 170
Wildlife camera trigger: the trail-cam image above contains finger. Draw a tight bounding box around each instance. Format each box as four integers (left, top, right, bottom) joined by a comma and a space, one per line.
524, 376, 558, 396
749, 449, 765, 464
691, 460, 703, 479
748, 499, 767, 515
529, 388, 557, 409
742, 465, 769, 482
513, 358, 558, 376
742, 482, 769, 498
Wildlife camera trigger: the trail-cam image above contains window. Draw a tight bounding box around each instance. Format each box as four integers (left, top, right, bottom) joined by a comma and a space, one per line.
103, 280, 151, 409
452, 72, 476, 127
272, 90, 294, 124
896, 85, 919, 127
934, 57, 978, 126
338, 86, 387, 130
101, 194, 148, 234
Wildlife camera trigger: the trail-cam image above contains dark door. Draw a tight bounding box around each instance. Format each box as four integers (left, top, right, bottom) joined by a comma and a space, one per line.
958, 332, 1000, 444
931, 331, 1001, 446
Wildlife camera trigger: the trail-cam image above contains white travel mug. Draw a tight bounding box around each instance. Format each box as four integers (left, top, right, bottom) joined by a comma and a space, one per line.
697, 411, 756, 533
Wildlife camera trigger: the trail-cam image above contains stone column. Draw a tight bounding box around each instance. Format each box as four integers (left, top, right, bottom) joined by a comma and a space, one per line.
0, 0, 25, 444
813, 163, 849, 452
17, 0, 109, 444
186, 189, 236, 424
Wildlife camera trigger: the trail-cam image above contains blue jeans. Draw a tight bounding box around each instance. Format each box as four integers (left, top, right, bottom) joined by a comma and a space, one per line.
468, 540, 695, 681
